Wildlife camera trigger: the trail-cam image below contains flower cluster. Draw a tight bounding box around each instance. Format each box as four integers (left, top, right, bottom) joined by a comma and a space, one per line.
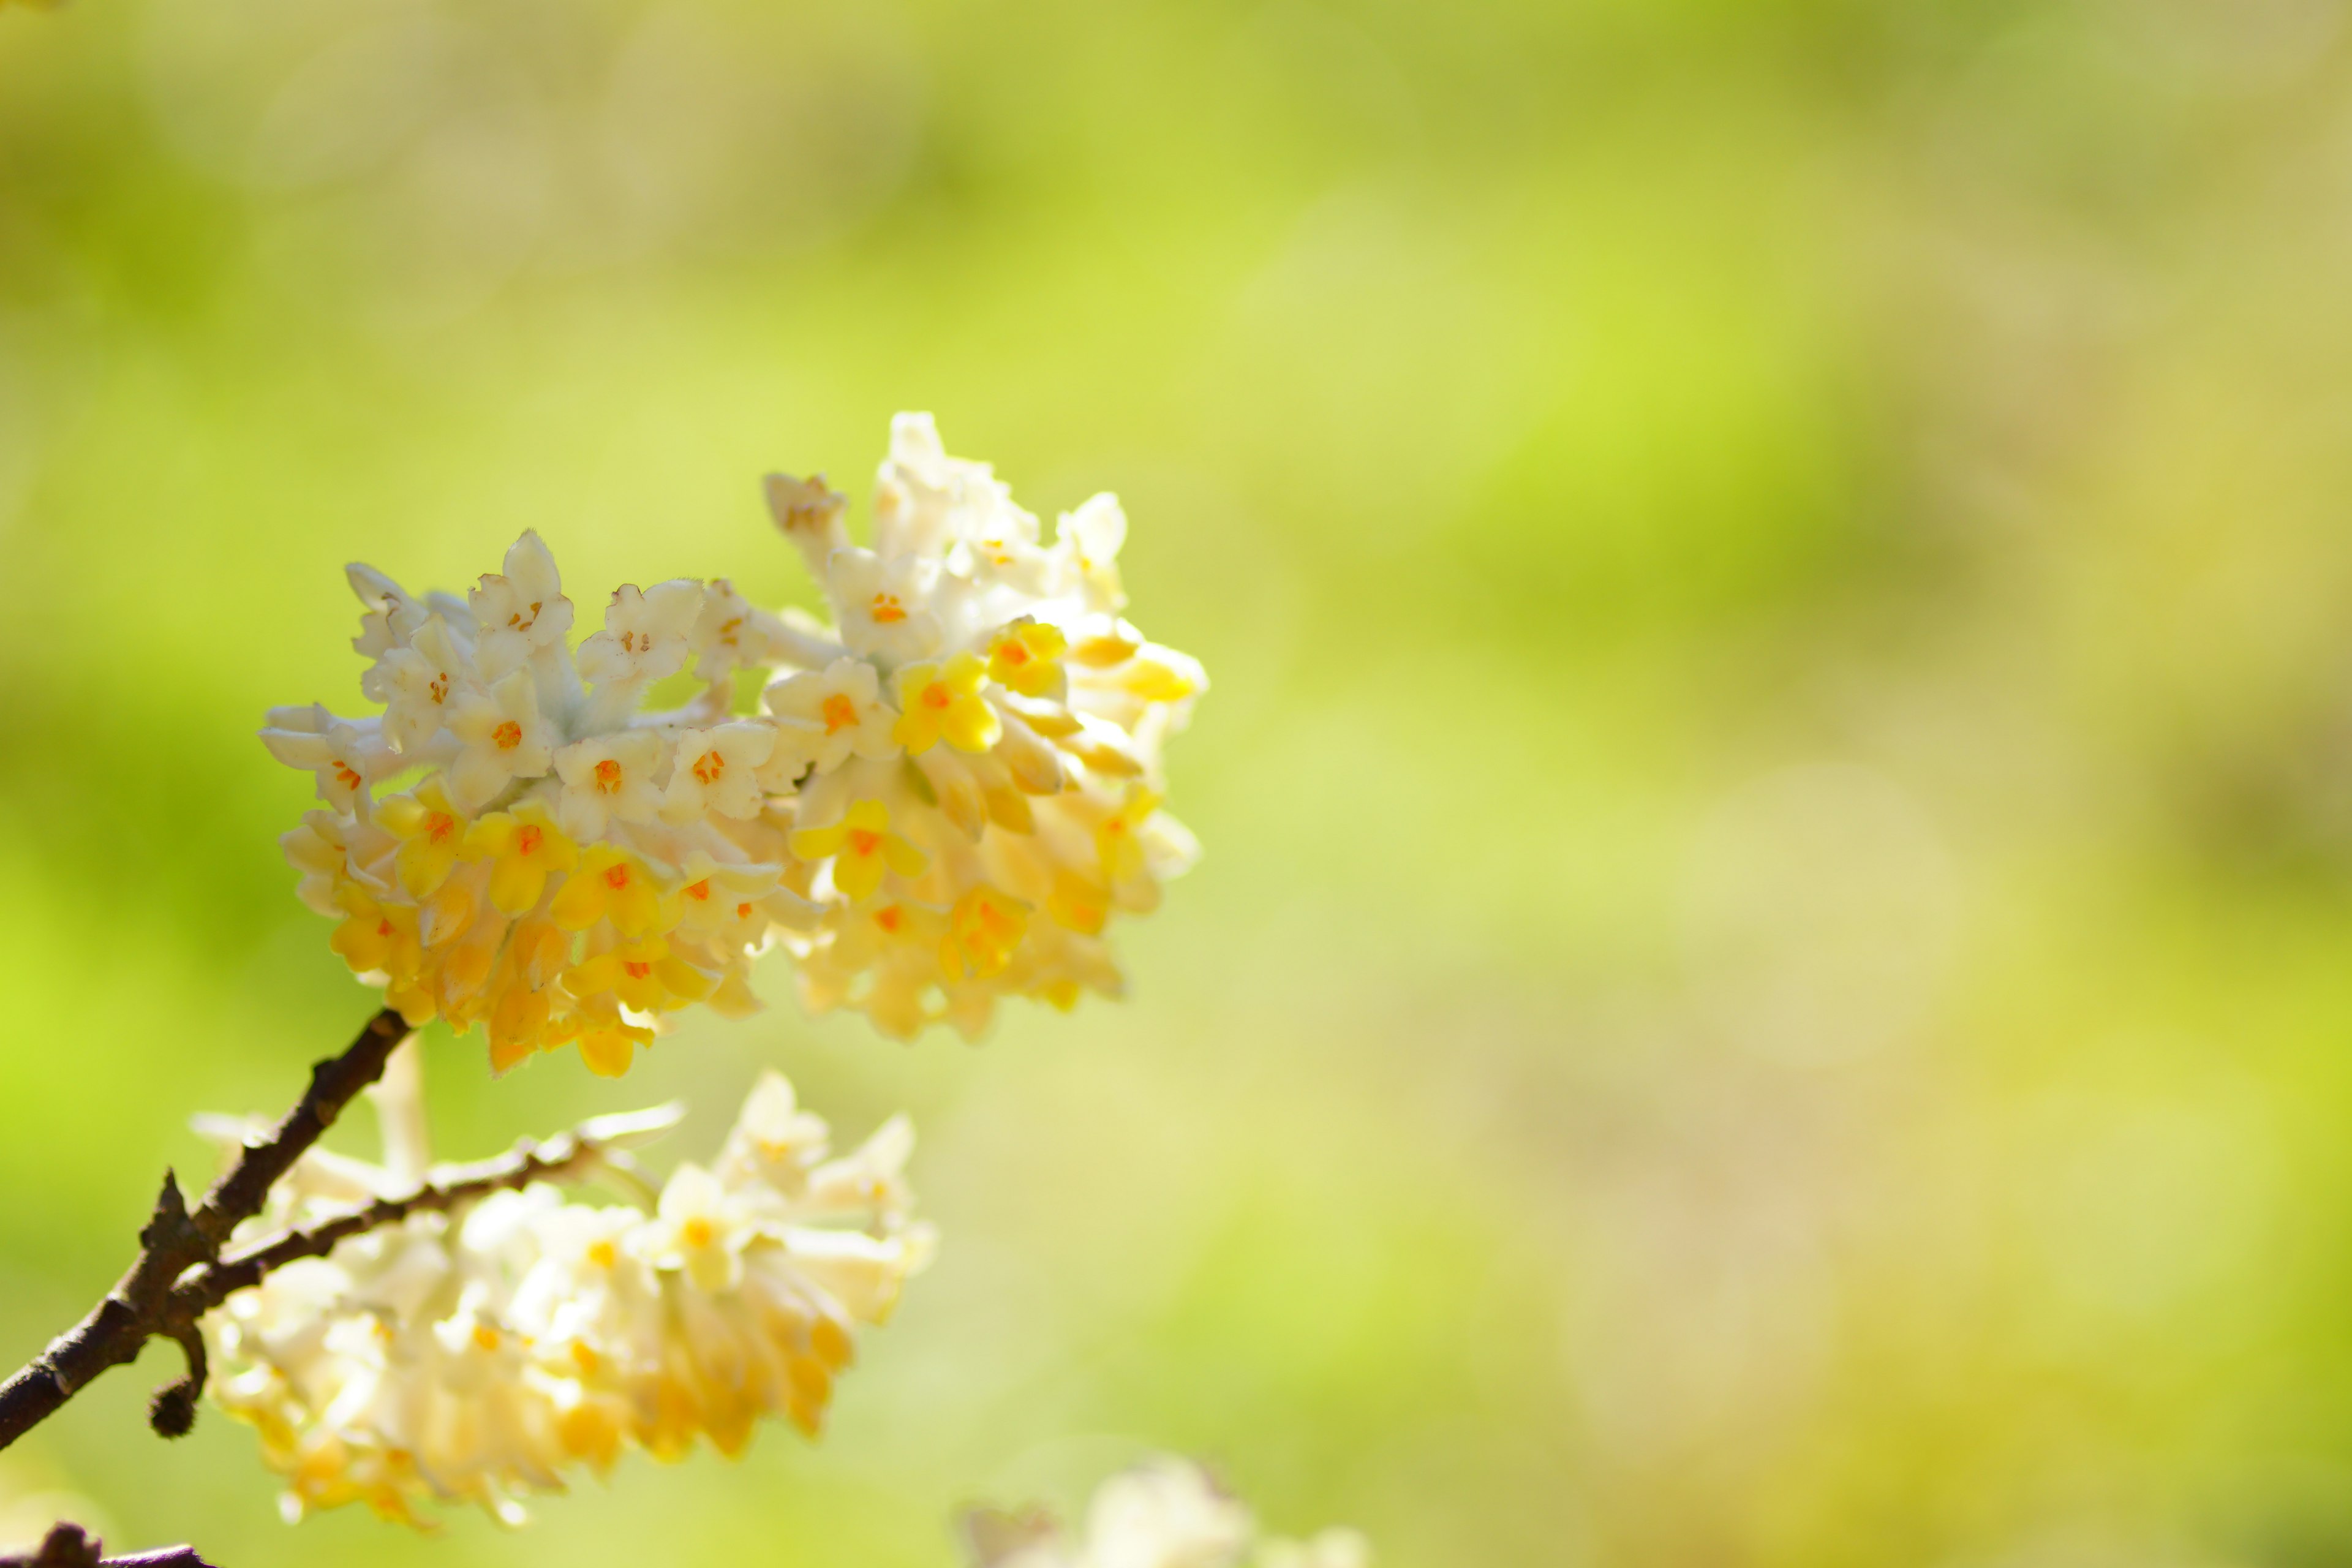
201, 1072, 933, 1527
266, 414, 1204, 1075
964, 1458, 1370, 1568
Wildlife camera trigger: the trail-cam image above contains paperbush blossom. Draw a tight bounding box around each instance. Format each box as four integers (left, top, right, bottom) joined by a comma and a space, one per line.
964, 1458, 1371, 1568
200, 1071, 933, 1527
264, 415, 1204, 1074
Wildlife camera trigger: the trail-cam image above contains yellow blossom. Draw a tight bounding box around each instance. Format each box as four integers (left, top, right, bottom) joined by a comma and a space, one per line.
569, 937, 715, 1014
463, 803, 578, 915
1096, 786, 1161, 883
941, 885, 1030, 982
986, 619, 1068, 698
789, 801, 926, 902
1046, 872, 1110, 935
330, 884, 423, 984
550, 846, 673, 938
375, 780, 470, 897
891, 652, 1000, 755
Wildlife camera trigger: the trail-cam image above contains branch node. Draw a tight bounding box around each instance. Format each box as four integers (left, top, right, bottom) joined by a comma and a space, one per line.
146, 1327, 205, 1440
26, 1522, 99, 1567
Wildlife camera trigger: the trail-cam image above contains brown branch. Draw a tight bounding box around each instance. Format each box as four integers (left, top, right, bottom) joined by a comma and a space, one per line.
170, 1129, 611, 1314
0, 1523, 213, 1567
0, 1008, 410, 1453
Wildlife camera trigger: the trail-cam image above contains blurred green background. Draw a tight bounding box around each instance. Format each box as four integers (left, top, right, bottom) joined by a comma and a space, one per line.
5, 0, 2352, 1564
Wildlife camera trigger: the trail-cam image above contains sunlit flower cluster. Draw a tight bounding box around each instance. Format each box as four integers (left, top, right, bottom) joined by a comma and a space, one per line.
266, 414, 1203, 1074
201, 1072, 933, 1527
965, 1458, 1370, 1568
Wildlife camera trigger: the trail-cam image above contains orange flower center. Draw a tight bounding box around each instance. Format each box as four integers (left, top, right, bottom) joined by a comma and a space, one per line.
333, 762, 363, 790
623, 960, 652, 981
692, 750, 725, 785
682, 1217, 715, 1249
516, 824, 543, 856
594, 758, 624, 794
821, 693, 858, 733
998, 642, 1029, 666
922, 682, 952, 710
425, 812, 455, 843
847, 828, 883, 858
493, 720, 523, 750
870, 593, 907, 624
683, 879, 710, 902
875, 906, 903, 933
604, 864, 631, 890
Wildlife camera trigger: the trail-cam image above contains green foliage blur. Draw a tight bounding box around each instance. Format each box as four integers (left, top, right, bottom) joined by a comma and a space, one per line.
5, 1, 2352, 1564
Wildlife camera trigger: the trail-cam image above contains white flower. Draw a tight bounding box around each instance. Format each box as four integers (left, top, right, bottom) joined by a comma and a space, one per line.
469, 530, 574, 682
690, 579, 796, 682
648, 1163, 755, 1293
379, 614, 480, 755
552, 729, 666, 840
828, 547, 942, 666
443, 669, 556, 811
764, 472, 850, 575
578, 580, 704, 687
1057, 493, 1128, 614
1084, 1460, 1253, 1568
763, 658, 899, 775
962, 1459, 1368, 1568
662, 722, 776, 823
349, 563, 429, 703
200, 1069, 933, 1528
259, 704, 400, 811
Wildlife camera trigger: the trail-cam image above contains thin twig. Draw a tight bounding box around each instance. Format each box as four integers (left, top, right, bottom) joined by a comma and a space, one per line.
0, 1008, 410, 1452
170, 1130, 611, 1313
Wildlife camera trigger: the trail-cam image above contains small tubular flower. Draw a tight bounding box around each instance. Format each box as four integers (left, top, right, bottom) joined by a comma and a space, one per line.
201, 1069, 934, 1528
662, 722, 775, 823
790, 799, 925, 903
894, 652, 1000, 755
576, 580, 703, 687
375, 778, 471, 898
829, 547, 941, 665
764, 658, 897, 775
549, 846, 671, 938
552, 729, 665, 842
986, 618, 1068, 699
463, 802, 577, 916
445, 669, 556, 810
264, 415, 1203, 1063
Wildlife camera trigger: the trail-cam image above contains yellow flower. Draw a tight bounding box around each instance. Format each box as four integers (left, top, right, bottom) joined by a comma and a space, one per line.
985, 619, 1068, 699
486, 984, 552, 1076
549, 846, 673, 938
1096, 786, 1161, 883
330, 884, 423, 982
548, 1006, 658, 1081
462, 802, 578, 915
941, 885, 1030, 982
1046, 872, 1109, 935
789, 800, 926, 902
375, 779, 471, 897
569, 937, 714, 1014
892, 653, 1000, 755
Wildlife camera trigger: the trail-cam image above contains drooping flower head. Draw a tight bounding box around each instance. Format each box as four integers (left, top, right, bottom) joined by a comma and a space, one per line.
962, 1457, 1371, 1568
201, 1071, 933, 1528
265, 415, 1204, 1074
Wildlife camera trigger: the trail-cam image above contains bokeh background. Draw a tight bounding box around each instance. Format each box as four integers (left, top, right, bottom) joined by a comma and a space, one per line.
4, 1, 2352, 1564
